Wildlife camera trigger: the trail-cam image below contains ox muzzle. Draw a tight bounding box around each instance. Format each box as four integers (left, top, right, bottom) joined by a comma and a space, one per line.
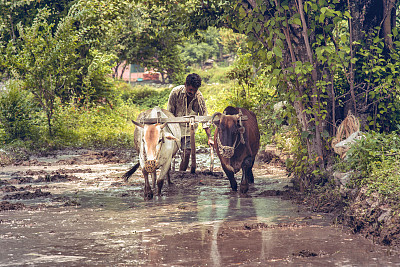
144, 159, 158, 173
211, 110, 246, 159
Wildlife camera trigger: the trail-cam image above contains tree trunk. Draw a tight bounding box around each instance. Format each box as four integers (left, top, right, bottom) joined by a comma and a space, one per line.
382, 0, 395, 49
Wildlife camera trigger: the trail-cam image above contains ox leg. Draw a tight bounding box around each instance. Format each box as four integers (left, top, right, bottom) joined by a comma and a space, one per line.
240, 156, 253, 194
166, 169, 173, 185
157, 161, 171, 196
222, 166, 237, 191
151, 172, 156, 189
142, 170, 153, 200
247, 157, 255, 184
157, 179, 164, 196
240, 171, 249, 194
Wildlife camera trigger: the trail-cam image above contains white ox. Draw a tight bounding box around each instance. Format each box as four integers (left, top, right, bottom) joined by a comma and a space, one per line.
123, 107, 181, 200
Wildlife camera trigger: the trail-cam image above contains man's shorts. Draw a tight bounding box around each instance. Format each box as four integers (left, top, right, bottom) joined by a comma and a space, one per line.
181, 136, 191, 150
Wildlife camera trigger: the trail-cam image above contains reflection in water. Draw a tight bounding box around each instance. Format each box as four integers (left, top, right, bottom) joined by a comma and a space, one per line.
260, 230, 272, 265
197, 194, 228, 266
210, 221, 222, 267
197, 193, 265, 266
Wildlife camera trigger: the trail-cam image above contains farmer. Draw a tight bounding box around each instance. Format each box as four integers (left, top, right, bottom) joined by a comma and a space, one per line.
167, 73, 213, 171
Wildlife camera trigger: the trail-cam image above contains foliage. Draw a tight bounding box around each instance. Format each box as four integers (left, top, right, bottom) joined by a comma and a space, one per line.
0, 80, 38, 142
188, 65, 231, 84
346, 131, 400, 180
117, 2, 185, 84
6, 8, 80, 136
117, 84, 171, 110
367, 158, 400, 204
340, 131, 400, 207
180, 27, 221, 66
66, 0, 127, 99
180, 27, 245, 69
82, 49, 116, 99
0, 0, 73, 38
0, 0, 75, 76
226, 51, 277, 143
114, 4, 243, 84
213, 0, 400, 184
3, 1, 125, 135
356, 28, 400, 131
219, 28, 246, 55
53, 98, 137, 148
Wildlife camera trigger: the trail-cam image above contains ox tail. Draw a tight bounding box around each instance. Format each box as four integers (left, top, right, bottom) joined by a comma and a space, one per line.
122, 162, 140, 181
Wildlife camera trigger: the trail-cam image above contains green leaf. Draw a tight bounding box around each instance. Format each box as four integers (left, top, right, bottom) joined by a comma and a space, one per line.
293, 17, 301, 26
273, 46, 282, 58
393, 28, 398, 38
319, 14, 325, 23
239, 6, 246, 18
276, 38, 283, 48
301, 131, 311, 139
321, 130, 329, 138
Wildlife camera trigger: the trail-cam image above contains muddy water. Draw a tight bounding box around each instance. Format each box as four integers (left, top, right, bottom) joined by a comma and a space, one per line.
1, 150, 400, 266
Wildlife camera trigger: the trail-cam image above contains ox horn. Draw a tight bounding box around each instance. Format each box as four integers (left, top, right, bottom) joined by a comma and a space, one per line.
131, 120, 144, 128
234, 109, 243, 120
160, 122, 168, 129
211, 112, 222, 125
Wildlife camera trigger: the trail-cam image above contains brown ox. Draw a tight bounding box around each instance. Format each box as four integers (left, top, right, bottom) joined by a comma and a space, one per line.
212, 106, 260, 193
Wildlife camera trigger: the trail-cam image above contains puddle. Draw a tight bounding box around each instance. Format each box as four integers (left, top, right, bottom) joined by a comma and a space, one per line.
1, 150, 400, 266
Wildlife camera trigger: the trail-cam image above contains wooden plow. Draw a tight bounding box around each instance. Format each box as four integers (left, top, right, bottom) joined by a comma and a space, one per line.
138, 113, 248, 174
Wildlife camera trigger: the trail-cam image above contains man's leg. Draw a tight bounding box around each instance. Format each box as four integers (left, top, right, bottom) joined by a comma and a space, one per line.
179, 149, 191, 171
179, 136, 191, 171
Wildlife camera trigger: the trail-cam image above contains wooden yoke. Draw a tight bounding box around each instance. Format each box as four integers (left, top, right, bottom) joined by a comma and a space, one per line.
138, 114, 248, 174
138, 115, 248, 124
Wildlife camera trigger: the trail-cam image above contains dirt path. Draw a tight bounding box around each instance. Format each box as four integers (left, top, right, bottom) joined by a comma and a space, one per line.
1, 149, 399, 266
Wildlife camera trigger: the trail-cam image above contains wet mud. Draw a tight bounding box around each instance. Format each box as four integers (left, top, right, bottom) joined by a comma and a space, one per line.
1, 149, 400, 266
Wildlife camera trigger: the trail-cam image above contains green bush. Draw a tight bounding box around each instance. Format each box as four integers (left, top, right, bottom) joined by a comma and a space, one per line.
117, 84, 171, 110
368, 158, 400, 204
346, 131, 400, 179
0, 81, 38, 142
188, 66, 232, 84
53, 99, 138, 148
341, 131, 400, 207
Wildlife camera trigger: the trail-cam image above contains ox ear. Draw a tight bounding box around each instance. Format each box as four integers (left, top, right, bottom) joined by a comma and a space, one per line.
131, 120, 144, 128
164, 132, 178, 141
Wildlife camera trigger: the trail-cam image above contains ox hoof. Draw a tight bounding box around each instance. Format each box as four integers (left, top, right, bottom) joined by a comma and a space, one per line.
157, 180, 164, 196
144, 190, 153, 200
230, 182, 238, 192
240, 184, 249, 194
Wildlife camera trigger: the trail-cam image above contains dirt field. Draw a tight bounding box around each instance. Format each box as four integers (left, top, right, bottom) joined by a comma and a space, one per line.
1, 148, 399, 266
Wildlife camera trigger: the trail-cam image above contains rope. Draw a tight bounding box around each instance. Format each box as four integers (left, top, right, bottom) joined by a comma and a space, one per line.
214, 109, 246, 159
237, 110, 246, 144
216, 133, 237, 158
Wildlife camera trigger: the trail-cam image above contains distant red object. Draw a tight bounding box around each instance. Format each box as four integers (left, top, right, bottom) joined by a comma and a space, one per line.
143, 73, 160, 80
113, 62, 161, 83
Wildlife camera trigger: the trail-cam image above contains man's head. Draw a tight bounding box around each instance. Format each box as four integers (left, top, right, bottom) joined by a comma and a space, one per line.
185, 73, 202, 98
